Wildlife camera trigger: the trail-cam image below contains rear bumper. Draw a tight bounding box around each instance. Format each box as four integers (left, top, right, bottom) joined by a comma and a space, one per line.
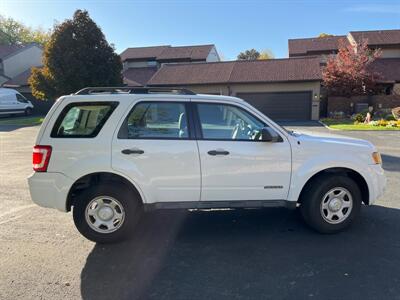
367, 164, 386, 205
27, 172, 73, 212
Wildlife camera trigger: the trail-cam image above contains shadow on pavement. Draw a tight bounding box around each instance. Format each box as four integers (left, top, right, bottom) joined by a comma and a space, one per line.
0, 115, 43, 132
382, 154, 400, 172
81, 206, 400, 300
0, 125, 30, 132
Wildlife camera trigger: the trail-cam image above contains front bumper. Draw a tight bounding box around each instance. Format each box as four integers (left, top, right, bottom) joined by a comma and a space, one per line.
367, 164, 386, 205
27, 172, 74, 212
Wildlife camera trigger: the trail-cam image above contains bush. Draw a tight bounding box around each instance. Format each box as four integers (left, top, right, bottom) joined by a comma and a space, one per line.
385, 114, 396, 121
386, 121, 398, 128
369, 120, 379, 126
353, 113, 365, 123
377, 119, 388, 127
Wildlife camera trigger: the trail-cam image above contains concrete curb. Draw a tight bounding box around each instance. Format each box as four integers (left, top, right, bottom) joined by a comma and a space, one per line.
318, 120, 340, 131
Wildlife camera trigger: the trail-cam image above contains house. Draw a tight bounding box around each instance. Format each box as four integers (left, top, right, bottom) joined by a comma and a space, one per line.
348, 30, 400, 58
147, 57, 322, 121
288, 35, 347, 57
0, 43, 43, 92
120, 44, 220, 86
288, 29, 400, 58
122, 31, 400, 121
289, 29, 400, 93
119, 44, 322, 121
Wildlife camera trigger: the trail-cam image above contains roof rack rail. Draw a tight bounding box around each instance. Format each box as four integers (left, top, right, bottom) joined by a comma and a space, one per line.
75, 86, 196, 95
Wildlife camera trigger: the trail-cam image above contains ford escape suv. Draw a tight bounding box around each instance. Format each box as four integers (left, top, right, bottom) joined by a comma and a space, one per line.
28, 87, 386, 243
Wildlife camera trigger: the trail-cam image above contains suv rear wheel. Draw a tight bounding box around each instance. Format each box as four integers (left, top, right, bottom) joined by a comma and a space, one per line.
73, 183, 143, 243
300, 175, 362, 233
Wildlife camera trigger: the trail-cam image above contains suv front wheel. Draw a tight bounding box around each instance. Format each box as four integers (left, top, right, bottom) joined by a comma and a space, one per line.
73, 183, 143, 243
300, 175, 362, 233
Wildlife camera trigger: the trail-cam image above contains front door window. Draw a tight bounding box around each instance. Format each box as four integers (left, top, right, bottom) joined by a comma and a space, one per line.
197, 103, 265, 141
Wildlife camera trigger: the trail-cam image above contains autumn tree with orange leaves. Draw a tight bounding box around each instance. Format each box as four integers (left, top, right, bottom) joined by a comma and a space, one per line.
323, 39, 382, 97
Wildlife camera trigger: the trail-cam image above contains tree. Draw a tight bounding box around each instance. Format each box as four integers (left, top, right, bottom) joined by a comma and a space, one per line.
237, 48, 260, 60
258, 49, 274, 60
29, 10, 123, 100
318, 33, 334, 38
0, 15, 51, 46
322, 39, 382, 97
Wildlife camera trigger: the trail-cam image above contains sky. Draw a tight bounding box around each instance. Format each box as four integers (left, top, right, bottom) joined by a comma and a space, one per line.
1, 0, 400, 60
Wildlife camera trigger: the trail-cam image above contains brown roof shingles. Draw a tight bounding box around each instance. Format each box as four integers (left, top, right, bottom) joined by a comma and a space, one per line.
229, 58, 321, 83
148, 61, 235, 85
288, 36, 347, 56
3, 68, 34, 87
120, 46, 169, 61
122, 67, 158, 86
156, 45, 214, 61
289, 30, 400, 56
350, 29, 400, 46
120, 44, 214, 62
0, 44, 24, 59
148, 57, 322, 86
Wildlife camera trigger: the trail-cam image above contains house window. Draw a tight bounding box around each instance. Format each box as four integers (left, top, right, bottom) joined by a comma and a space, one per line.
147, 61, 157, 67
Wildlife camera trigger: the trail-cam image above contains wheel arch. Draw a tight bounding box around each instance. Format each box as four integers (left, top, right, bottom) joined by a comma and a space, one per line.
297, 167, 370, 205
66, 172, 145, 212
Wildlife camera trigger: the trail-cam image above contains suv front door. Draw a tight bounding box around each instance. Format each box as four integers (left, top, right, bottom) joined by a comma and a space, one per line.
112, 100, 201, 204
194, 102, 291, 201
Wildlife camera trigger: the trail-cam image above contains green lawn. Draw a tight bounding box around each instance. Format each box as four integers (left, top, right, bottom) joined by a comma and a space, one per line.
320, 119, 400, 131
0, 116, 44, 126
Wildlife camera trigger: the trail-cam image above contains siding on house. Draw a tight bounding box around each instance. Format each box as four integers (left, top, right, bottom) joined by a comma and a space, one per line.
2, 44, 42, 78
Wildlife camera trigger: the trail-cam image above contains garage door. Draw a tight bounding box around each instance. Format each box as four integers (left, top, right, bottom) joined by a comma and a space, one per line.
236, 92, 312, 121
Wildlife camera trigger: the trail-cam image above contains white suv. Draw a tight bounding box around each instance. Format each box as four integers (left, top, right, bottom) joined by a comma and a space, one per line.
28, 87, 386, 243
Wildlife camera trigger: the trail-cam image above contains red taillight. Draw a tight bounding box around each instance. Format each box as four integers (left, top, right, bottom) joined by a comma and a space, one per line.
33, 145, 52, 172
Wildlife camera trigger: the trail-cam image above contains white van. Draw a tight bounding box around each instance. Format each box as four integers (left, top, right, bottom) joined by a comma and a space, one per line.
0, 88, 34, 116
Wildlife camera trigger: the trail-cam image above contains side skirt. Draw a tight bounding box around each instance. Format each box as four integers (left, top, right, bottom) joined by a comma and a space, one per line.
144, 200, 297, 211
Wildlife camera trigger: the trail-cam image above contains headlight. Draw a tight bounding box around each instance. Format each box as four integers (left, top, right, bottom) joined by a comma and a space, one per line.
372, 152, 382, 164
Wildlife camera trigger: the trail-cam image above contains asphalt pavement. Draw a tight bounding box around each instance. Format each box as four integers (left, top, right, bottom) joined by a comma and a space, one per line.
0, 123, 399, 300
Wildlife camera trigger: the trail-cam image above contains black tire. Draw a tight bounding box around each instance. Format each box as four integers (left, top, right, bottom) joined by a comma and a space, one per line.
73, 183, 143, 243
25, 107, 32, 116
300, 175, 362, 234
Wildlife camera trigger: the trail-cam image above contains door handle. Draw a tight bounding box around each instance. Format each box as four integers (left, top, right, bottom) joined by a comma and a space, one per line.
207, 150, 230, 156
121, 148, 144, 155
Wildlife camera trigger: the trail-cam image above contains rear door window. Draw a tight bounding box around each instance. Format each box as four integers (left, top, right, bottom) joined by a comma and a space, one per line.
119, 101, 190, 139
51, 102, 118, 138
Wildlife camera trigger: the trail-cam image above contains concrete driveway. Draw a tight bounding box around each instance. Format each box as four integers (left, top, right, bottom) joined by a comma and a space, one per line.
0, 124, 399, 300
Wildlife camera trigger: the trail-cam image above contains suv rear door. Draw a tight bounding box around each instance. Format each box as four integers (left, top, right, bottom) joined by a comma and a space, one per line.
194, 101, 291, 202
112, 99, 201, 204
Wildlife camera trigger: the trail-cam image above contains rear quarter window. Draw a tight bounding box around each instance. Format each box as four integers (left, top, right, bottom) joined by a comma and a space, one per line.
51, 102, 118, 138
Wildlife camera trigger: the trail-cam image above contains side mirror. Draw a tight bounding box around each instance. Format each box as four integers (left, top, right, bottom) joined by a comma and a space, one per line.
261, 127, 281, 142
